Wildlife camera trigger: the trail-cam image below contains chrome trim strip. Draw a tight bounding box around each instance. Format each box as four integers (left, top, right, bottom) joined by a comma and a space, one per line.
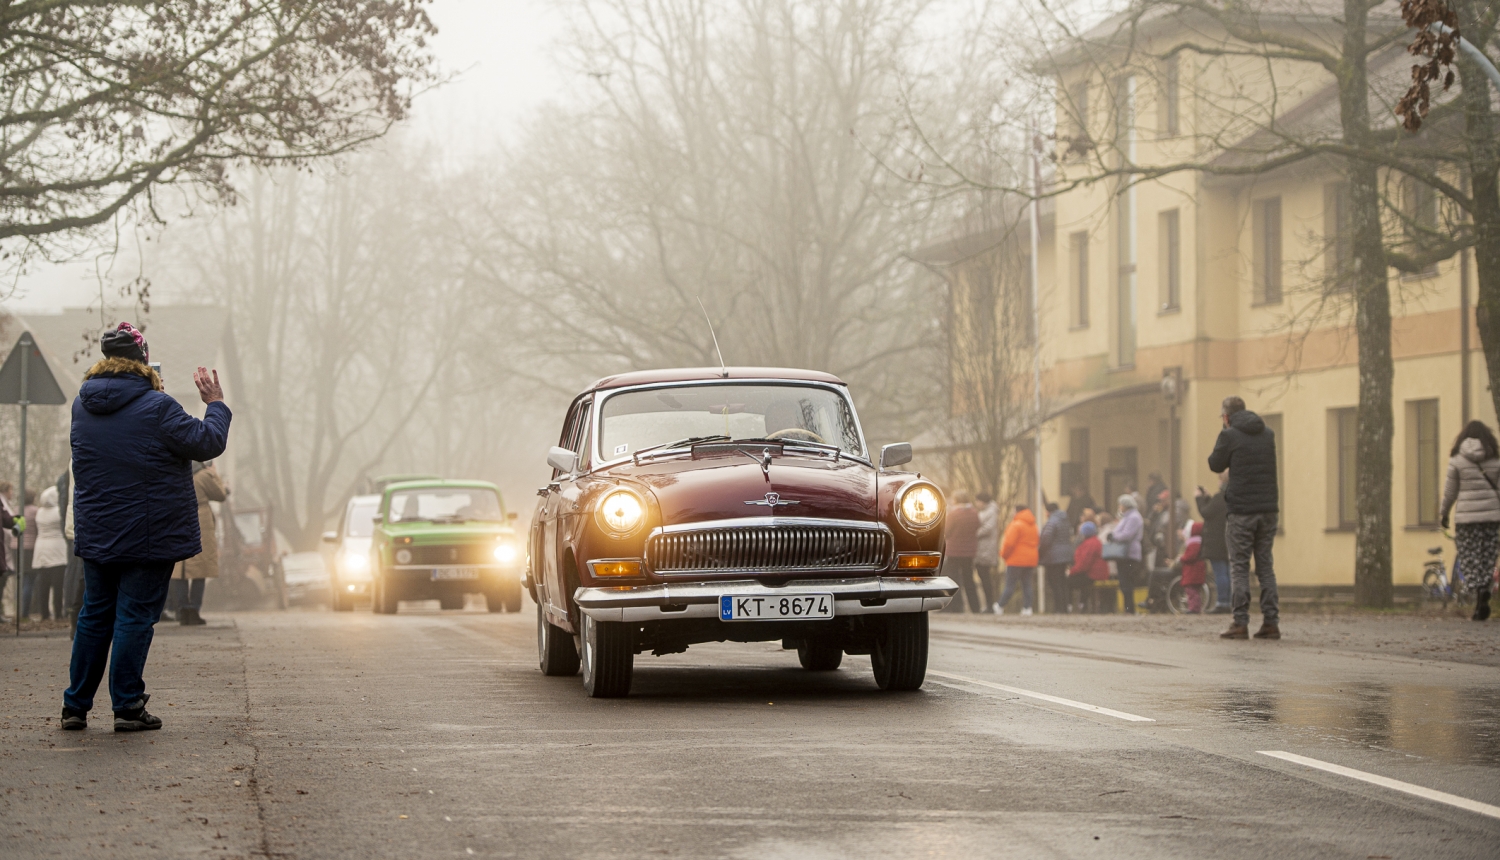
647, 516, 888, 538
574, 576, 957, 609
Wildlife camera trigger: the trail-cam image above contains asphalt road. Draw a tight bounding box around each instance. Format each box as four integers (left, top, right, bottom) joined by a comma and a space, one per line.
3, 601, 1498, 859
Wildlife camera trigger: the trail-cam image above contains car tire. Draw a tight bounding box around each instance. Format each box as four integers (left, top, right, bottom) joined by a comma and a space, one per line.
580, 614, 634, 698
797, 640, 843, 671
373, 575, 400, 615
439, 595, 465, 611
871, 612, 928, 691
332, 589, 353, 612
537, 601, 580, 676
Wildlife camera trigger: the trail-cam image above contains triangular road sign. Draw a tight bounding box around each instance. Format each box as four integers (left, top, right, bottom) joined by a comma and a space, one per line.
0, 332, 67, 405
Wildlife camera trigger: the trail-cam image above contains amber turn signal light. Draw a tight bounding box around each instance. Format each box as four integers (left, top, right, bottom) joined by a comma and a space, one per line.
895, 552, 942, 571
590, 560, 643, 577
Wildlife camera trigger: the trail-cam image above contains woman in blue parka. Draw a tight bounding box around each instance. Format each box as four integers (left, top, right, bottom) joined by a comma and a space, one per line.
61, 323, 231, 733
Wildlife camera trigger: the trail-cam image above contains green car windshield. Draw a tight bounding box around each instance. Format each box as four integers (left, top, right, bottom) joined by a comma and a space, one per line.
387, 487, 503, 524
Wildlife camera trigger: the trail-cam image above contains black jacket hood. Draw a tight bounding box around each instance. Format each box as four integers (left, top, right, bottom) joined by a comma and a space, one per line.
1229, 410, 1266, 435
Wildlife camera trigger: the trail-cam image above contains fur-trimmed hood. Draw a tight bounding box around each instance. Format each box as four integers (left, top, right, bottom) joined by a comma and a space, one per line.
84, 356, 164, 391
78, 357, 163, 416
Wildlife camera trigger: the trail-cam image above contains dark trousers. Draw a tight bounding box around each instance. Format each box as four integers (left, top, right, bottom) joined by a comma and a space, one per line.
64, 559, 175, 713
998, 566, 1036, 610
1227, 512, 1279, 626
63, 546, 84, 637
976, 563, 998, 611
1116, 558, 1142, 614
186, 578, 206, 609
942, 557, 977, 612
27, 565, 65, 618
1043, 563, 1070, 613
1066, 573, 1096, 613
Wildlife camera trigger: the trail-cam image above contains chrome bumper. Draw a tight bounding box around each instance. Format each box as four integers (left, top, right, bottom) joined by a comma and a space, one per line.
573, 576, 958, 622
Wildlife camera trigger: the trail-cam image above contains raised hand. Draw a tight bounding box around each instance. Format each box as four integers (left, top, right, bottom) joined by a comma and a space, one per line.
194, 367, 224, 404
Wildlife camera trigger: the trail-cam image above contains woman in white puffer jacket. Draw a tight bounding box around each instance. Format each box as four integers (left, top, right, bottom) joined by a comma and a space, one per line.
1440, 421, 1500, 621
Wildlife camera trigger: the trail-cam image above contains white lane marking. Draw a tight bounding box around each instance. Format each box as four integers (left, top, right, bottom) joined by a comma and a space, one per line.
927, 670, 1155, 722
1258, 751, 1500, 821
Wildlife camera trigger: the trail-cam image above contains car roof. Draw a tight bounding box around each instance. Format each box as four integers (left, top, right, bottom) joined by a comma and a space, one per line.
383, 479, 501, 494
585, 366, 846, 393
346, 494, 380, 507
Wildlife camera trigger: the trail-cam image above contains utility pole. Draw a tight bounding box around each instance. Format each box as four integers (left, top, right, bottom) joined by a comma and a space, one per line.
1029, 119, 1045, 613
0, 332, 67, 635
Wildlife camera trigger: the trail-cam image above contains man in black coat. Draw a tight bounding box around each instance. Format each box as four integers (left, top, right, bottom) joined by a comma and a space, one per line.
1207, 395, 1279, 639
1194, 471, 1230, 614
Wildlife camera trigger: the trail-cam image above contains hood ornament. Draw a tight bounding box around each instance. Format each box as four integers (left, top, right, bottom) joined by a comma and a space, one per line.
746, 492, 800, 508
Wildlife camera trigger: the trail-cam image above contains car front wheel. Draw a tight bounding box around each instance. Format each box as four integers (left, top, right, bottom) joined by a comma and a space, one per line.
580, 614, 634, 698
373, 574, 400, 615
871, 612, 928, 691
537, 601, 580, 676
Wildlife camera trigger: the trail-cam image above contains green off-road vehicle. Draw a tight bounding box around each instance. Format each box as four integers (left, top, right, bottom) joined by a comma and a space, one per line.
369, 479, 524, 614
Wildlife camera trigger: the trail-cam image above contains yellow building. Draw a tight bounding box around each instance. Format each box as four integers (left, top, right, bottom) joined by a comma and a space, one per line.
917, 9, 1488, 593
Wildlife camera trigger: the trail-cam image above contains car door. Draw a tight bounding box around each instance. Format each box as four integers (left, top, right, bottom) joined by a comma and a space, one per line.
540, 398, 587, 623
550, 398, 592, 615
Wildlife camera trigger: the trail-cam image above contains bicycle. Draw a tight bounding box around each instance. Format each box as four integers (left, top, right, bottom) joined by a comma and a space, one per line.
1421, 541, 1473, 609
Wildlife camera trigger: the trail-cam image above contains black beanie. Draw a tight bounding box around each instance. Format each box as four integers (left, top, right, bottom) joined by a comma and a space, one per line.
100, 329, 146, 363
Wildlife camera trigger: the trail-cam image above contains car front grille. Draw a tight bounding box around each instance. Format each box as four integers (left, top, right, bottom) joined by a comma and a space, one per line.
647, 522, 892, 575
405, 544, 493, 565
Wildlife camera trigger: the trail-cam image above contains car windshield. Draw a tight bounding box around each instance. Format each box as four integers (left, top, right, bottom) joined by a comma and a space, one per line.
598, 383, 864, 461
387, 488, 503, 523
345, 502, 379, 537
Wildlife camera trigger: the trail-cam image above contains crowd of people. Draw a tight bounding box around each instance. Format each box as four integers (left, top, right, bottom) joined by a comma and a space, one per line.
940, 395, 1287, 639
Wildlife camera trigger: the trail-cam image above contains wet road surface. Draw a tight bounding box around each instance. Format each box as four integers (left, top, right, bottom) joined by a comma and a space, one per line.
3, 603, 1497, 858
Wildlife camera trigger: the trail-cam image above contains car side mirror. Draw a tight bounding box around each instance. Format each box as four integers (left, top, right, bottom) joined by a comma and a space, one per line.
321, 531, 338, 544
507, 511, 519, 522
547, 446, 578, 475
880, 442, 913, 470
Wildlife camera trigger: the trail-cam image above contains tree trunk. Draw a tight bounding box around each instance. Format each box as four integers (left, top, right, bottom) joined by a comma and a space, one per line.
1342, 1, 1394, 607
1452, 0, 1500, 425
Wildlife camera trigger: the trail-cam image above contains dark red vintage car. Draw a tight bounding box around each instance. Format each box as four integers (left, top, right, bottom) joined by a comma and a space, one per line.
527, 367, 955, 697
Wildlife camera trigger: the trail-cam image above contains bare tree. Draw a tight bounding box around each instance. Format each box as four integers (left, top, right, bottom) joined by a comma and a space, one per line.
460, 0, 954, 442
1, 1, 437, 265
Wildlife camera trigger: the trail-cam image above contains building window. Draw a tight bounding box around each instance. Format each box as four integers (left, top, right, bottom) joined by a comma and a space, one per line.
1065, 79, 1090, 160
1323, 183, 1352, 293
1333, 407, 1358, 529
1158, 208, 1180, 311
1409, 399, 1441, 526
1069, 231, 1090, 327
1253, 197, 1282, 304
1159, 56, 1179, 137
1402, 175, 1439, 277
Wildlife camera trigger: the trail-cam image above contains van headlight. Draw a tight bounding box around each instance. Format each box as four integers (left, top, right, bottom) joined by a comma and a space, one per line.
595, 489, 645, 537
897, 482, 944, 532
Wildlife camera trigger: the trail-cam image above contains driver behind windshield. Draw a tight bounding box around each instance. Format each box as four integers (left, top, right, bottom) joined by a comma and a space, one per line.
762, 399, 807, 437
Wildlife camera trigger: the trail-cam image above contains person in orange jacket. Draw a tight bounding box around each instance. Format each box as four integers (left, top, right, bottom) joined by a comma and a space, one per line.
995, 505, 1039, 615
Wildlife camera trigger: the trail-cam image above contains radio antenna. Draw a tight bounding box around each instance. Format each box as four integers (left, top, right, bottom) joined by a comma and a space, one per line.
697, 297, 728, 378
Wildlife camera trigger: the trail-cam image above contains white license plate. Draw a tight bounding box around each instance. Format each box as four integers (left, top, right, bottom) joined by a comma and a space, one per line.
719, 593, 833, 621
431, 568, 479, 581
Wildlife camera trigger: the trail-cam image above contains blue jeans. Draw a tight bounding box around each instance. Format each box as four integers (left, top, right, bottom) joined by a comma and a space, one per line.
64, 559, 175, 713
998, 566, 1036, 610
1211, 559, 1231, 607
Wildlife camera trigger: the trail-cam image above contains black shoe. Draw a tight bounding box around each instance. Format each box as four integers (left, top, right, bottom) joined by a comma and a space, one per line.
61, 707, 87, 731
114, 695, 162, 732
1474, 592, 1491, 622
180, 607, 207, 626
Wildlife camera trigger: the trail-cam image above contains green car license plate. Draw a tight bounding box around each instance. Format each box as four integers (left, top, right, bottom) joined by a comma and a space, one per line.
431, 568, 479, 581
719, 593, 833, 621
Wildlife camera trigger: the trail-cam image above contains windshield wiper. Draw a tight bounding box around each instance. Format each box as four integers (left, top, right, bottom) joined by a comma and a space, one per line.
629, 435, 731, 462
731, 437, 870, 465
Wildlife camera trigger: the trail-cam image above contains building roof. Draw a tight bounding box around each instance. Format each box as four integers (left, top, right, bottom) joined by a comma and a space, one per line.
6, 305, 231, 406
586, 366, 846, 392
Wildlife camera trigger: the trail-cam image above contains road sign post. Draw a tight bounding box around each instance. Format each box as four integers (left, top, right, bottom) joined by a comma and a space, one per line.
0, 332, 67, 635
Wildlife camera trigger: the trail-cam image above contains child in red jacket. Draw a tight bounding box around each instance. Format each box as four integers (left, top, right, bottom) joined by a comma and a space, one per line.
1174, 521, 1207, 613
1068, 521, 1109, 613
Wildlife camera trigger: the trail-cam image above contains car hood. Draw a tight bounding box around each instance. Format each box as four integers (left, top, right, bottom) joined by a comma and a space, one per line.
605, 453, 878, 525
381, 521, 514, 542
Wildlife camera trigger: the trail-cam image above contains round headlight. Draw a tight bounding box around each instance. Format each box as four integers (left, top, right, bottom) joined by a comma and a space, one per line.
596, 489, 645, 536
494, 542, 518, 563
898, 483, 944, 531
341, 551, 370, 575
395, 548, 412, 565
